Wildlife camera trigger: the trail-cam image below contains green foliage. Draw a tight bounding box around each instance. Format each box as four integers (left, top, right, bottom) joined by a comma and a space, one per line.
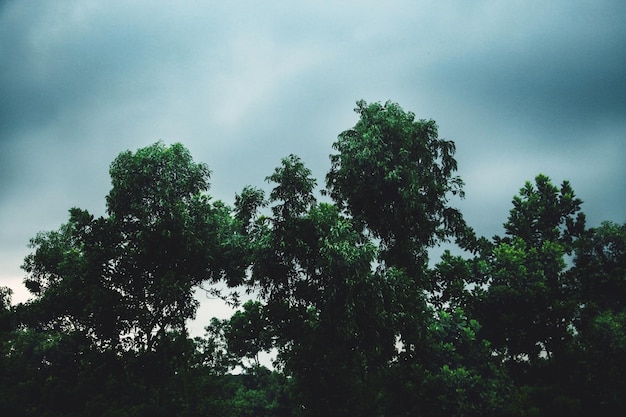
235, 186, 267, 234
568, 221, 626, 415
503, 174, 585, 251
2, 102, 624, 417
476, 237, 570, 360
5, 142, 250, 416
21, 142, 250, 355
249, 159, 399, 415
106, 142, 211, 223
473, 175, 583, 363
224, 301, 274, 369
267, 154, 317, 220
386, 309, 510, 417
429, 250, 475, 310
574, 221, 626, 319
0, 287, 13, 336
326, 100, 466, 271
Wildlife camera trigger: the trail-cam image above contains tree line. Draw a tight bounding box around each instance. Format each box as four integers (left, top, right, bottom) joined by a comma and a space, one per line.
1, 101, 624, 416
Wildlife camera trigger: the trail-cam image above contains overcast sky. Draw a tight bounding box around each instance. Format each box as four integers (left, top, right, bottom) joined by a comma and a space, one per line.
1, 1, 625, 334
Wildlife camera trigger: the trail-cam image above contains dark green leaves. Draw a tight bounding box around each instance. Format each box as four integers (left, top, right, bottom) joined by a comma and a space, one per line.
20, 142, 247, 355
326, 100, 466, 271
266, 154, 317, 220
7, 102, 625, 417
106, 142, 211, 222
503, 174, 585, 251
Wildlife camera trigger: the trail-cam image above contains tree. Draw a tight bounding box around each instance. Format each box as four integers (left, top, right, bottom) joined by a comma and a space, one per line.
7, 102, 623, 417
569, 221, 626, 415
0, 287, 12, 336
473, 174, 585, 363
502, 174, 585, 251
22, 142, 246, 352
326, 100, 467, 275
16, 142, 247, 416
461, 175, 589, 416
384, 309, 510, 417
223, 300, 274, 369
103, 142, 245, 351
234, 103, 509, 417
574, 221, 626, 320
238, 154, 401, 416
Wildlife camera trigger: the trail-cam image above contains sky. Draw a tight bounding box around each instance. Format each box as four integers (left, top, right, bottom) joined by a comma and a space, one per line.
1, 1, 625, 335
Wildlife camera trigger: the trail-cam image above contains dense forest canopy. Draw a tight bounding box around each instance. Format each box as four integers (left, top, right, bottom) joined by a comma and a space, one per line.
1, 101, 624, 416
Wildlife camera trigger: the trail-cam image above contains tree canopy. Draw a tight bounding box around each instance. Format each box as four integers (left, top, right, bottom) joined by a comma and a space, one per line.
1, 102, 623, 417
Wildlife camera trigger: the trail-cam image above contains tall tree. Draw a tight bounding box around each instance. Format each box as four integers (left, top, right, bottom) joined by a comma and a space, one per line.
17, 142, 246, 415
570, 221, 626, 415
473, 174, 585, 363
326, 100, 467, 276
223, 300, 274, 370
574, 221, 626, 321
104, 142, 245, 350
240, 154, 400, 416
236, 102, 507, 417
462, 175, 588, 416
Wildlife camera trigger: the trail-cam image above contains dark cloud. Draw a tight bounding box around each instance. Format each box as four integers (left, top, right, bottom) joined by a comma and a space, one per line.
432, 2, 626, 133
1, 1, 624, 325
